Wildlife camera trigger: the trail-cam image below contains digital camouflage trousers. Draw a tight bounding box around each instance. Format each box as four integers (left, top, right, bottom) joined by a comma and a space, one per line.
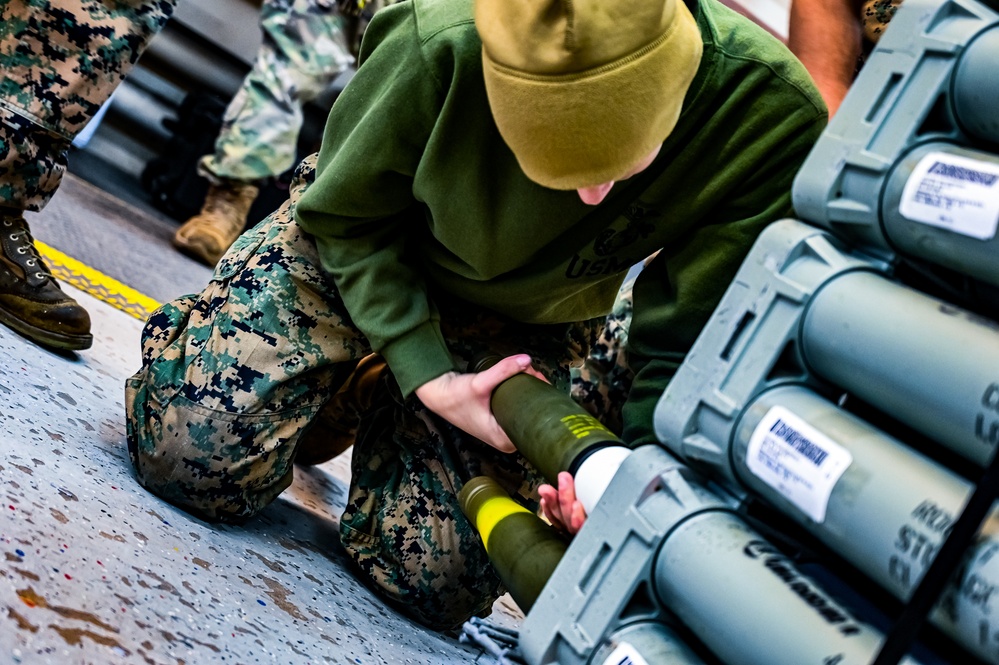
569, 272, 636, 437
199, 0, 357, 184
0, 0, 176, 211
125, 153, 604, 629
862, 0, 903, 44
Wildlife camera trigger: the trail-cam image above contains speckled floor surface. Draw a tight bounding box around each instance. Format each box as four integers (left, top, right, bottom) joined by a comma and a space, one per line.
0, 180, 522, 665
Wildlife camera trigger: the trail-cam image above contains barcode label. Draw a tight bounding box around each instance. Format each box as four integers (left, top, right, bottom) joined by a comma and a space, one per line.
769, 419, 828, 466
899, 152, 999, 240
746, 406, 852, 523
602, 642, 649, 665
927, 161, 998, 186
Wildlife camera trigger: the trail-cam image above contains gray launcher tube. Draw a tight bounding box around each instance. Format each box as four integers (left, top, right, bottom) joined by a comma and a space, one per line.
953, 25, 999, 146
801, 270, 999, 466
732, 385, 999, 664
882, 142, 999, 288
653, 511, 925, 665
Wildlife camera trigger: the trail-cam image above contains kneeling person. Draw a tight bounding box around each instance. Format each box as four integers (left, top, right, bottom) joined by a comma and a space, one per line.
125, 0, 826, 630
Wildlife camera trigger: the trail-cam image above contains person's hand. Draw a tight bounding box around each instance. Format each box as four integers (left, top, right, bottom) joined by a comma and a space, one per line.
539, 472, 587, 535
414, 354, 546, 453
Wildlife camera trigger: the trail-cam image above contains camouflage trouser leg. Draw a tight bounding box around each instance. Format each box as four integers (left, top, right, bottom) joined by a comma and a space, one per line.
861, 0, 903, 44
199, 0, 355, 184
126, 153, 601, 629
125, 155, 366, 519
0, 0, 177, 211
338, 306, 598, 630
571, 274, 636, 436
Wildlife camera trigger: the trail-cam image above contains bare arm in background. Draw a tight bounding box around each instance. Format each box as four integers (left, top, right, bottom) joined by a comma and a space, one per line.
788, 0, 864, 117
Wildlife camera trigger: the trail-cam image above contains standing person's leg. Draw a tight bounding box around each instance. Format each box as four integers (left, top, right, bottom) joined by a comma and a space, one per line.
338, 305, 601, 630
208, 0, 355, 182
173, 0, 355, 266
0, 0, 176, 350
127, 155, 370, 520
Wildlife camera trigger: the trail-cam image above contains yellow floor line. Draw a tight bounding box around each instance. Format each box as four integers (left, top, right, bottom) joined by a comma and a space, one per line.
36, 241, 160, 321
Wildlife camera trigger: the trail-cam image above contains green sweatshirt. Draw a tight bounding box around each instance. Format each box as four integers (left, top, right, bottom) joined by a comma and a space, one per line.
295, 0, 826, 435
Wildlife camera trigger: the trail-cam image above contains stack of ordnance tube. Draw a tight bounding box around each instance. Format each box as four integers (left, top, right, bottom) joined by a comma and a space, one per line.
464, 355, 932, 665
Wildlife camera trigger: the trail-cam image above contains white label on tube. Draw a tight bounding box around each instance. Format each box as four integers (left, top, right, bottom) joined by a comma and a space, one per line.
899, 151, 999, 240
602, 642, 649, 665
746, 406, 852, 523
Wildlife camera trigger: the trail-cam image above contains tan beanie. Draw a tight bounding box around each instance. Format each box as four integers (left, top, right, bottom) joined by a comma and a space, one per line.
476, 0, 703, 190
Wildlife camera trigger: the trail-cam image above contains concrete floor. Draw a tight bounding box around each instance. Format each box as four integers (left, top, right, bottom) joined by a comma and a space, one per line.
0, 176, 521, 665
30, 169, 214, 305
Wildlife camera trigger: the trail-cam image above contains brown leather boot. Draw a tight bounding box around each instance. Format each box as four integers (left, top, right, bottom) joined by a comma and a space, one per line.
0, 212, 92, 350
172, 179, 259, 267
297, 354, 389, 466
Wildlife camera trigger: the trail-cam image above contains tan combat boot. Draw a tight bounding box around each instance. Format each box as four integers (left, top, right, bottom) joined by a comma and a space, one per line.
297, 354, 389, 466
172, 180, 259, 267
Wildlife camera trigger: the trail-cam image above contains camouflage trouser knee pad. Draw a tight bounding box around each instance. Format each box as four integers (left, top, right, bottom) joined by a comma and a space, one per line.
124, 294, 325, 522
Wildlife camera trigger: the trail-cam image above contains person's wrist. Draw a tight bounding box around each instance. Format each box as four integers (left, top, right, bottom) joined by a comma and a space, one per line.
414, 371, 456, 403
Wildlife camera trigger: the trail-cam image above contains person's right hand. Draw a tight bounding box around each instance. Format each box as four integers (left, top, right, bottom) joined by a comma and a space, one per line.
414, 354, 546, 453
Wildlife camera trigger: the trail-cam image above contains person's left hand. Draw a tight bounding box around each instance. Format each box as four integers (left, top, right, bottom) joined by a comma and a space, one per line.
539, 471, 587, 535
